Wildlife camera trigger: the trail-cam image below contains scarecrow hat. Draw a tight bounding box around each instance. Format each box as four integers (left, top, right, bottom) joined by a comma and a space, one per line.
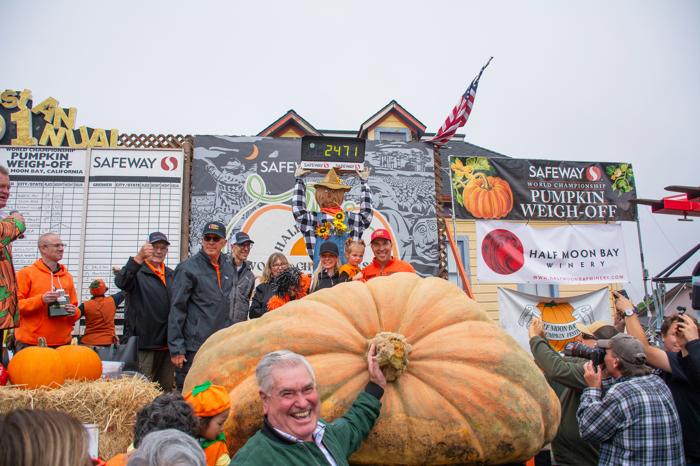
313, 168, 351, 192
89, 278, 107, 297
184, 381, 231, 418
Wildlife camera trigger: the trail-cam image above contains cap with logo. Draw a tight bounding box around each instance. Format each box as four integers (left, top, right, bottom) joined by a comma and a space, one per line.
370, 229, 392, 243
202, 222, 226, 239
148, 231, 170, 245
232, 231, 254, 245
597, 334, 647, 365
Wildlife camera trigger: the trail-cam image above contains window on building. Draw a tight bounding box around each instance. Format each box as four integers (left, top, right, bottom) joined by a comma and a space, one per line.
375, 127, 410, 142
447, 234, 471, 289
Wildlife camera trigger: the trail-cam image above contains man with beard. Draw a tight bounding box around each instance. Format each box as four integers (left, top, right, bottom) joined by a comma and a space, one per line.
231, 346, 386, 465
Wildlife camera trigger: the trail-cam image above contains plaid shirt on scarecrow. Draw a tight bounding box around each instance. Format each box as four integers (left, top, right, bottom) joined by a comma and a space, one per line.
292, 177, 372, 260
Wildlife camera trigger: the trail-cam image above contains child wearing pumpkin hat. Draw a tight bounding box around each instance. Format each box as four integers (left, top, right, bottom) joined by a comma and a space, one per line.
184, 380, 231, 466
79, 278, 124, 347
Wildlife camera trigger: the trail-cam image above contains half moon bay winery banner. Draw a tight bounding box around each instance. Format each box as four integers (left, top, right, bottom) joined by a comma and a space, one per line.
476, 221, 629, 284
450, 156, 637, 221
191, 136, 439, 277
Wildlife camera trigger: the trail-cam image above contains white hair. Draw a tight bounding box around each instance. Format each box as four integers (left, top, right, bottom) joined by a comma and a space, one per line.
126, 429, 205, 466
256, 350, 316, 394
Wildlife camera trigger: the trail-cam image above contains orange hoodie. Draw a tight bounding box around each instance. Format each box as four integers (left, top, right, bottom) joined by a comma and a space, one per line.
16, 259, 79, 346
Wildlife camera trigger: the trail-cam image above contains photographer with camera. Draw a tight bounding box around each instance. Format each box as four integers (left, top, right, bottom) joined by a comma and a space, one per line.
528, 317, 608, 466
616, 291, 700, 465
576, 333, 684, 464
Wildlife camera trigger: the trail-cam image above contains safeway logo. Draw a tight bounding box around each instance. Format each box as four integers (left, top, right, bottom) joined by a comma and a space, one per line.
161, 156, 179, 171
585, 166, 602, 181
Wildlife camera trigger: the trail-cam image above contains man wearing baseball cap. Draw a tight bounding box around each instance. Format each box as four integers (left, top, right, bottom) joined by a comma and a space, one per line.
115, 231, 175, 390
169, 222, 235, 391
362, 229, 415, 281
229, 231, 255, 324
577, 333, 684, 464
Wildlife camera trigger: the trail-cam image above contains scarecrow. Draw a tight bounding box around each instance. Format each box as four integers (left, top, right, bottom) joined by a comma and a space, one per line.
293, 167, 372, 268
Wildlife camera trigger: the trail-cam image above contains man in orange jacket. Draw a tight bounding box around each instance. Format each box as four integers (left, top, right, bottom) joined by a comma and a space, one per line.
15, 232, 79, 351
362, 229, 415, 281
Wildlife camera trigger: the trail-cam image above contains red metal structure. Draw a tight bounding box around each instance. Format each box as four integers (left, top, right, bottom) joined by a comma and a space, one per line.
632, 185, 700, 221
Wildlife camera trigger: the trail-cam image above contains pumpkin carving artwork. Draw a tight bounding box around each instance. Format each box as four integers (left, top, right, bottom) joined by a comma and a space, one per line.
7, 337, 65, 389
184, 273, 560, 465
462, 173, 514, 219
56, 344, 103, 381
537, 301, 578, 352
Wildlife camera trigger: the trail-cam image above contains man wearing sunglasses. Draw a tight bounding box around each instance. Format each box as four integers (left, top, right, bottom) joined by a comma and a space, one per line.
168, 222, 235, 391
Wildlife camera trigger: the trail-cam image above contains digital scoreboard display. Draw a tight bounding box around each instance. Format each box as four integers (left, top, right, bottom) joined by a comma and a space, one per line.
300, 136, 366, 164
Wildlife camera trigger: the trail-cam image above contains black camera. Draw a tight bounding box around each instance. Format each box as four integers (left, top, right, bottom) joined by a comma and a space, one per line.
564, 342, 606, 366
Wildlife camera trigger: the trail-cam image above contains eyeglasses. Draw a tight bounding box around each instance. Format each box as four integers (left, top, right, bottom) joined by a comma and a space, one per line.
271, 263, 287, 268
202, 235, 223, 243
235, 243, 252, 250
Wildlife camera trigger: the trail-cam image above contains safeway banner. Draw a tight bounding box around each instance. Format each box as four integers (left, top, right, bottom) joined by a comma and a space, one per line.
498, 287, 612, 352
476, 221, 629, 284
450, 157, 637, 221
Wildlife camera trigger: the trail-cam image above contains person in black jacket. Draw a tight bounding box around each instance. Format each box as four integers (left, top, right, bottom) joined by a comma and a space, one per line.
168, 222, 235, 391
249, 253, 289, 319
115, 232, 175, 390
310, 242, 346, 293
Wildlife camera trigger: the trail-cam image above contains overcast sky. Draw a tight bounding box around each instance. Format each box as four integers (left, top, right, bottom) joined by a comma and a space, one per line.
3, 0, 699, 300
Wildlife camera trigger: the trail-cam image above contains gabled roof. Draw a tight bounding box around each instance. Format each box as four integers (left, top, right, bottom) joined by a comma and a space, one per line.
358, 100, 427, 139
258, 110, 321, 137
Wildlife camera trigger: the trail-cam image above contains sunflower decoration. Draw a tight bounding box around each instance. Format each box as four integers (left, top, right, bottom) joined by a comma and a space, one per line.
315, 221, 332, 240
333, 220, 348, 234
333, 211, 345, 223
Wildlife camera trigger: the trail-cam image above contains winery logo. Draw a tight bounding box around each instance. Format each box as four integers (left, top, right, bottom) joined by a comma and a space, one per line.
161, 156, 179, 171
481, 229, 524, 275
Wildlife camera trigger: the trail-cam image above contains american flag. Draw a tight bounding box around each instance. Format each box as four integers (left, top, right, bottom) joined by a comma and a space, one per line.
429, 57, 493, 147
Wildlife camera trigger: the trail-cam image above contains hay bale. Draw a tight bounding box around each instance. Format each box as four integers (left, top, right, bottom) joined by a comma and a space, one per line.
0, 376, 160, 459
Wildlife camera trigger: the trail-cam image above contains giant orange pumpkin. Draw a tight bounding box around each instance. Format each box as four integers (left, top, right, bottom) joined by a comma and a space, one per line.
185, 273, 560, 465
462, 173, 514, 219
56, 344, 103, 381
7, 338, 65, 389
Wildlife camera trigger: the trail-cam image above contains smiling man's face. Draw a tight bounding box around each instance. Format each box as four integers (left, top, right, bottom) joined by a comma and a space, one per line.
261, 364, 320, 441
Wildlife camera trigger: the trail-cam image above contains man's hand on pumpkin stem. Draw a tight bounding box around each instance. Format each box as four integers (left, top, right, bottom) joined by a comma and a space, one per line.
367, 343, 387, 389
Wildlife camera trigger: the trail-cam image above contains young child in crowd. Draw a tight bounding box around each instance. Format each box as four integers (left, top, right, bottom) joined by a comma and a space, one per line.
184, 381, 231, 466
339, 239, 365, 281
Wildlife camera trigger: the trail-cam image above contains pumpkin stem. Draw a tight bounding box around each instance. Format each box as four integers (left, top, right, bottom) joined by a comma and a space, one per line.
38, 337, 47, 348
368, 332, 412, 382
473, 172, 491, 190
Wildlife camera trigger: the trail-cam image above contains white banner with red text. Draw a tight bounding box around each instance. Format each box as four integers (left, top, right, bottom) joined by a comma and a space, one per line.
498, 287, 612, 352
476, 221, 629, 284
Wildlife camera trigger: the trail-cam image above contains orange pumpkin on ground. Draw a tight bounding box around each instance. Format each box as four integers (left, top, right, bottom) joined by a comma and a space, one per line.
537, 301, 578, 352
7, 337, 65, 389
462, 173, 514, 219
56, 344, 103, 381
184, 273, 560, 465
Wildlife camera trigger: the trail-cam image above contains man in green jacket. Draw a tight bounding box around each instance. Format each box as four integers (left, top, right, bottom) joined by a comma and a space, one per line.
231, 346, 386, 466
528, 318, 617, 466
